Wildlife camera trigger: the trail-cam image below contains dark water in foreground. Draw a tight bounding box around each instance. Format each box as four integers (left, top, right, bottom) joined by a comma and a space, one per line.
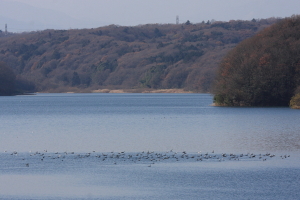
0, 93, 299, 199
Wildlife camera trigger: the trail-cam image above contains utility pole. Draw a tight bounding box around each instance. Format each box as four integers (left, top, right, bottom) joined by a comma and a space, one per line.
5, 24, 7, 35
176, 16, 179, 24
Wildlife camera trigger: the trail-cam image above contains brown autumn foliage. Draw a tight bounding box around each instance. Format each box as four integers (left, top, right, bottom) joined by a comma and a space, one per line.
0, 18, 277, 93
213, 15, 300, 106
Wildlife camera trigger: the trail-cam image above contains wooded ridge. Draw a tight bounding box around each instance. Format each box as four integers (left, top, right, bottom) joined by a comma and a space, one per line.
213, 15, 300, 107
0, 18, 277, 93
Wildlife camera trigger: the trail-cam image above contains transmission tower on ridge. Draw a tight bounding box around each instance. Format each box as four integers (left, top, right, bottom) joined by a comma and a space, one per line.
176, 16, 179, 24
5, 24, 7, 35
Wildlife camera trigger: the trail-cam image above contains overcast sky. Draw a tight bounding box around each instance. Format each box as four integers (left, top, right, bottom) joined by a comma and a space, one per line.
1, 0, 300, 32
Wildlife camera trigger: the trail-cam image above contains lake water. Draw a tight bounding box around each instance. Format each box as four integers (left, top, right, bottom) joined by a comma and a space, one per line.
0, 93, 299, 199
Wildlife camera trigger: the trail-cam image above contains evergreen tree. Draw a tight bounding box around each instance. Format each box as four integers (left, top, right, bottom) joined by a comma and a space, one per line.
0, 62, 16, 95
71, 72, 81, 86
185, 20, 191, 25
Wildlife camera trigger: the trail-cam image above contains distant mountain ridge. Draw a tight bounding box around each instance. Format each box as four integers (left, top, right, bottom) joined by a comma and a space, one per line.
0, 18, 278, 93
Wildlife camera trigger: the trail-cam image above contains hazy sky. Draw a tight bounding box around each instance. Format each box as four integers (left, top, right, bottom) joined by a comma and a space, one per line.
1, 0, 300, 32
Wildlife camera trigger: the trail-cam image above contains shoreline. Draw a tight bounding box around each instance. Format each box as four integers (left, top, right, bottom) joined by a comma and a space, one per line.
91, 88, 194, 93
36, 88, 196, 94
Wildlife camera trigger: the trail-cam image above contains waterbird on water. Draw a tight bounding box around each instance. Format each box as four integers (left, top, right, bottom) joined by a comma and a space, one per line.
2, 150, 290, 168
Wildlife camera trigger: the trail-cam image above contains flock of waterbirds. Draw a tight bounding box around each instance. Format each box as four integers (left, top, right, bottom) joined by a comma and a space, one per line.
1, 150, 291, 168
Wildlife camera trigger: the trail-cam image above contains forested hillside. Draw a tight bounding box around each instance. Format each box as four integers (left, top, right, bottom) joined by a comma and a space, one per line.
0, 18, 277, 93
213, 15, 300, 107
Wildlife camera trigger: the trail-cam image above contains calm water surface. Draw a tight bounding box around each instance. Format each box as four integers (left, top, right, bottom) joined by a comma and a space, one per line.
0, 93, 299, 199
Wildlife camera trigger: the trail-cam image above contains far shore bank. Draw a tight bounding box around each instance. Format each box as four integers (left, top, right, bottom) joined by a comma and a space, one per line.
34, 88, 198, 94
92, 88, 194, 93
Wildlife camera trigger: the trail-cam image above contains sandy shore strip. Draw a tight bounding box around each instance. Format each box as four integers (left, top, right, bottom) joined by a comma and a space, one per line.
92, 88, 193, 93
